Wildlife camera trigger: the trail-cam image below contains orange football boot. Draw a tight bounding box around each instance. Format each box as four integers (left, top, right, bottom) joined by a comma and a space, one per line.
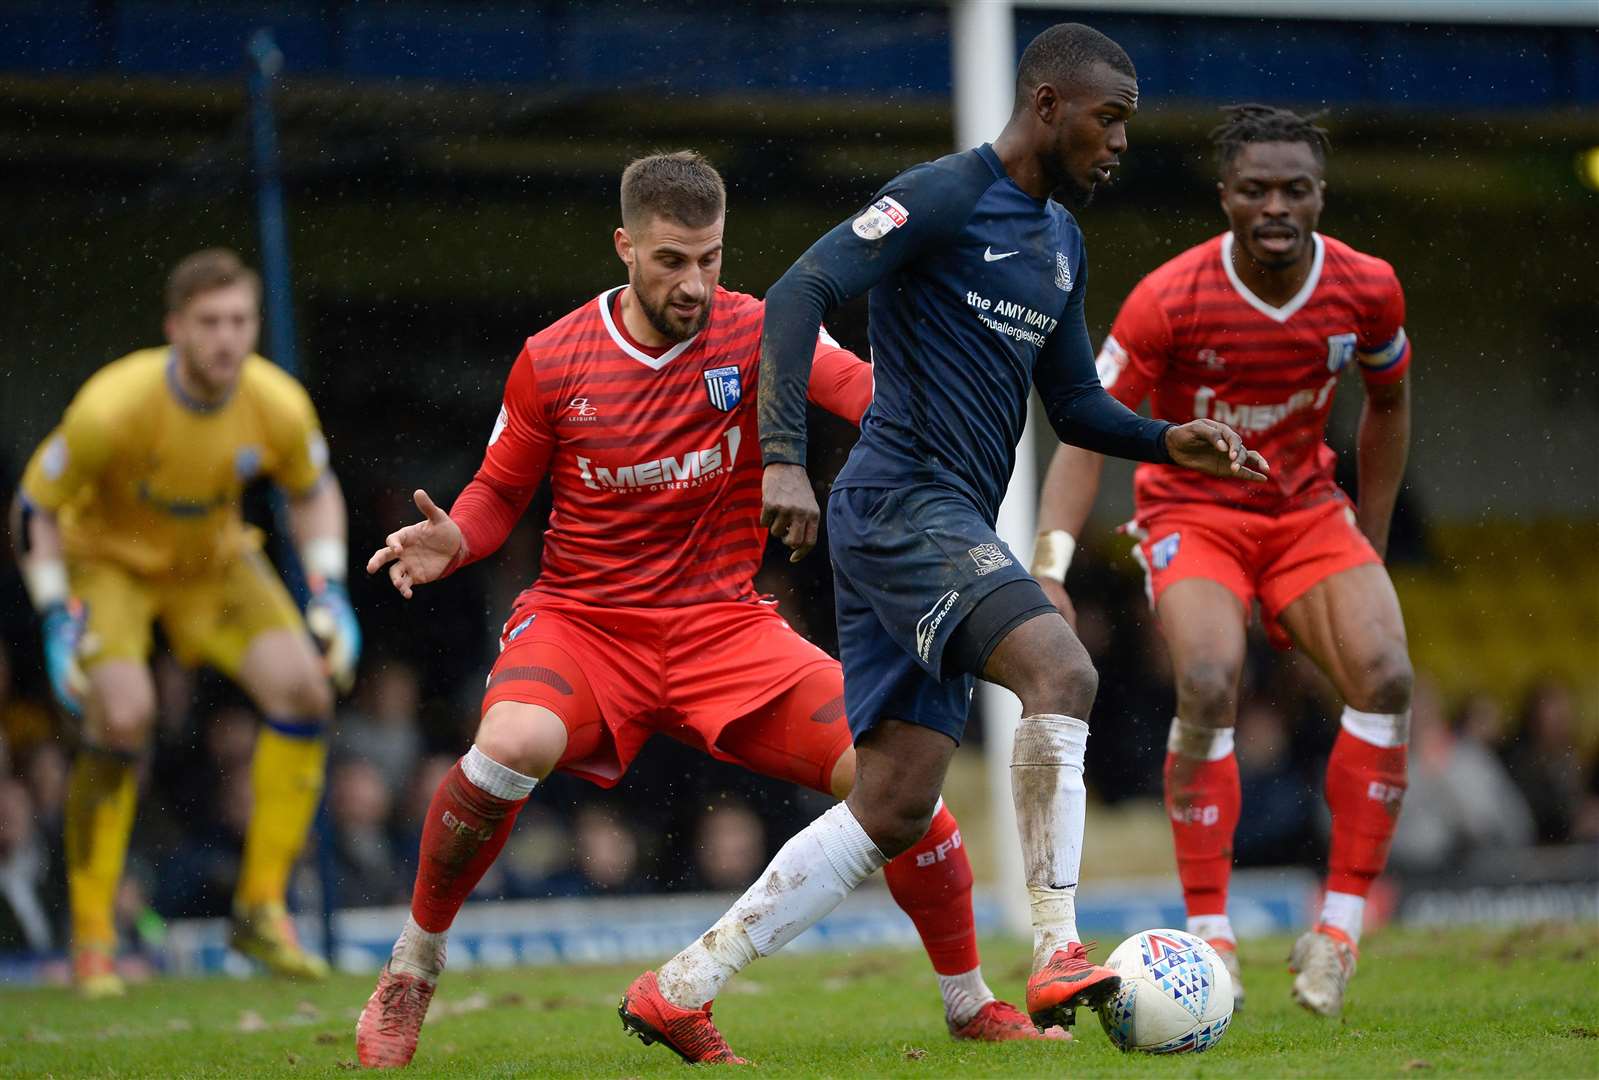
619, 970, 748, 1065
1025, 941, 1121, 1031
950, 999, 1069, 1041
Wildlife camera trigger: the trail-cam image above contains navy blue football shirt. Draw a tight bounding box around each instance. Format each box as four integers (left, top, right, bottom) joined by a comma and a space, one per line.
759, 143, 1172, 521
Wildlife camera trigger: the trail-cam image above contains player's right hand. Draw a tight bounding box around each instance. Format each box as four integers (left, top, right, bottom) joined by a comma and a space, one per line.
761, 463, 820, 563
40, 599, 88, 717
1037, 576, 1078, 631
366, 489, 465, 599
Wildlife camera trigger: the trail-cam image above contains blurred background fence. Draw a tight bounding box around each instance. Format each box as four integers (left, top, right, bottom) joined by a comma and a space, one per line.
0, 0, 1594, 977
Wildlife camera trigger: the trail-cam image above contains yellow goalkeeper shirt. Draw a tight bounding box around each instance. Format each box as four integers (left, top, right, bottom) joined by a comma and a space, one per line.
20, 347, 328, 579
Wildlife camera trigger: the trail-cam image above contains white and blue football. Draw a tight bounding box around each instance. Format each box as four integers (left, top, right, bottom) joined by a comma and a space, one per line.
1097, 929, 1234, 1054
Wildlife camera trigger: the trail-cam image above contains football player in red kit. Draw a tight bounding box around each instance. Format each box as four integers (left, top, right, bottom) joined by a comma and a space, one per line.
355, 152, 1057, 1068
1035, 106, 1414, 1018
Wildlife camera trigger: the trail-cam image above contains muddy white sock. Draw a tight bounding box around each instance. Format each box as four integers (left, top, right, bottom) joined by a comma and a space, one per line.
1012, 713, 1089, 969
657, 802, 885, 1008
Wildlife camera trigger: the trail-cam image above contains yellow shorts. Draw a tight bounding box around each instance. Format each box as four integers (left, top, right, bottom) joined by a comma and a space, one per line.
70, 552, 306, 678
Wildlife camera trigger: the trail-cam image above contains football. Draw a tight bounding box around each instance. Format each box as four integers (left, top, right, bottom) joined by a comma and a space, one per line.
1096, 929, 1235, 1054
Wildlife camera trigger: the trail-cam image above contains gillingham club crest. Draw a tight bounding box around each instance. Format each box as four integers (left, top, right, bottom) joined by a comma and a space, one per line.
703, 365, 742, 411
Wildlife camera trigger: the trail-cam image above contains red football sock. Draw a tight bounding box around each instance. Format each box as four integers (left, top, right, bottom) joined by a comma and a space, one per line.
882, 802, 980, 976
409, 759, 529, 933
1324, 728, 1407, 897
1163, 750, 1241, 919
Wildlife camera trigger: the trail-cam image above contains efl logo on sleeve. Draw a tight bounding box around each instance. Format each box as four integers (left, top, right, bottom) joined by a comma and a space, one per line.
852, 195, 909, 240
487, 404, 508, 446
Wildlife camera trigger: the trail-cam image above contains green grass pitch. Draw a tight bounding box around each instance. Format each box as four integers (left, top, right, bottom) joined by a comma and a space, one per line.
2, 926, 1595, 1077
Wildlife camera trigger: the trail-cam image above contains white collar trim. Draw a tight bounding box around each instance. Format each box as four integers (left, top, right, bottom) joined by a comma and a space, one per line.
597, 286, 700, 371
1221, 232, 1324, 324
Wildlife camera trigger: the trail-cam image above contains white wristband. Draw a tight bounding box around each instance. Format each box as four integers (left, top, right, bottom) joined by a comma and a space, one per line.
23, 560, 70, 610
1029, 530, 1076, 583
300, 536, 347, 582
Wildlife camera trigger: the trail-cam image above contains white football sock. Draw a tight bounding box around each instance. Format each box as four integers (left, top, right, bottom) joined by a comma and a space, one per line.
938, 967, 995, 1026
390, 914, 447, 980
1012, 713, 1089, 968
1319, 890, 1367, 945
657, 802, 885, 1009
1187, 914, 1236, 945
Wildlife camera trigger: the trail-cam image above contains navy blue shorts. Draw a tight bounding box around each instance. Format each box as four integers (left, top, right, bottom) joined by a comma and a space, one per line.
828, 484, 1051, 744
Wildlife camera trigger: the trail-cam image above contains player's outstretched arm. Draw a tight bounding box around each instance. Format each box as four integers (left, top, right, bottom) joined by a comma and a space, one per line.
1163, 420, 1269, 482
366, 489, 464, 600
1035, 268, 1267, 481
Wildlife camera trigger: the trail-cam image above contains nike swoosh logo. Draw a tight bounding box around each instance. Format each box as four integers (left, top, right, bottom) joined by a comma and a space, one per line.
983, 247, 1018, 262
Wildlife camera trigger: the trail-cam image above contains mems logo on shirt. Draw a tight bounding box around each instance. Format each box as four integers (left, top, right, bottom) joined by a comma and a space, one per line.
575, 426, 742, 493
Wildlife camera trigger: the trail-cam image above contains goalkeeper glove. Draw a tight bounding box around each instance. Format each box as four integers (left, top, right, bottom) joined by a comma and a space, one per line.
306, 578, 361, 695
40, 599, 88, 717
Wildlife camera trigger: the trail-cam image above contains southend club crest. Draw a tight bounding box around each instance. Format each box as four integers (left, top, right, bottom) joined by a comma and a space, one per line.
703, 365, 742, 412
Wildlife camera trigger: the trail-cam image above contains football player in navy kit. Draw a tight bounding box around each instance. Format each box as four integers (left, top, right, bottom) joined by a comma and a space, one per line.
620, 24, 1265, 1062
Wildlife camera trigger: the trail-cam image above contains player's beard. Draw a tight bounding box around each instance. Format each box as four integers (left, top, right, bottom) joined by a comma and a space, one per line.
638, 287, 713, 343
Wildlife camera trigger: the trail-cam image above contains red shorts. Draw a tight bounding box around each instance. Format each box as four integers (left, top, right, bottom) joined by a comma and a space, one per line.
481, 595, 850, 792
1131, 497, 1381, 648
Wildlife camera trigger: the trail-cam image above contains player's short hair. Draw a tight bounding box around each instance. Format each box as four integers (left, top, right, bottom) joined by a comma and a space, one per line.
1014, 23, 1135, 104
620, 150, 726, 231
165, 248, 261, 312
1211, 104, 1332, 177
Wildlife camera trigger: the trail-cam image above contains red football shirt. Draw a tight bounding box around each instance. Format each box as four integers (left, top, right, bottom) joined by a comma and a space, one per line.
1097, 232, 1410, 515
473, 285, 871, 607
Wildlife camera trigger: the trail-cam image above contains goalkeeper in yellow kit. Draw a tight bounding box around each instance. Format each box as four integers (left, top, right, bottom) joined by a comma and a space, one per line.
10, 249, 360, 997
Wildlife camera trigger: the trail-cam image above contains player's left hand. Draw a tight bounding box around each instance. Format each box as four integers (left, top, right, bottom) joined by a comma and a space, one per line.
1165, 420, 1270, 482
761, 463, 820, 563
306, 578, 361, 694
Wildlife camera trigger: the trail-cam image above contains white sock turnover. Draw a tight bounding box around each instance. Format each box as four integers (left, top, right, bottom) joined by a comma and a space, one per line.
657, 801, 885, 1009
390, 914, 447, 979
1319, 890, 1367, 945
1187, 914, 1237, 946
938, 967, 996, 1026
